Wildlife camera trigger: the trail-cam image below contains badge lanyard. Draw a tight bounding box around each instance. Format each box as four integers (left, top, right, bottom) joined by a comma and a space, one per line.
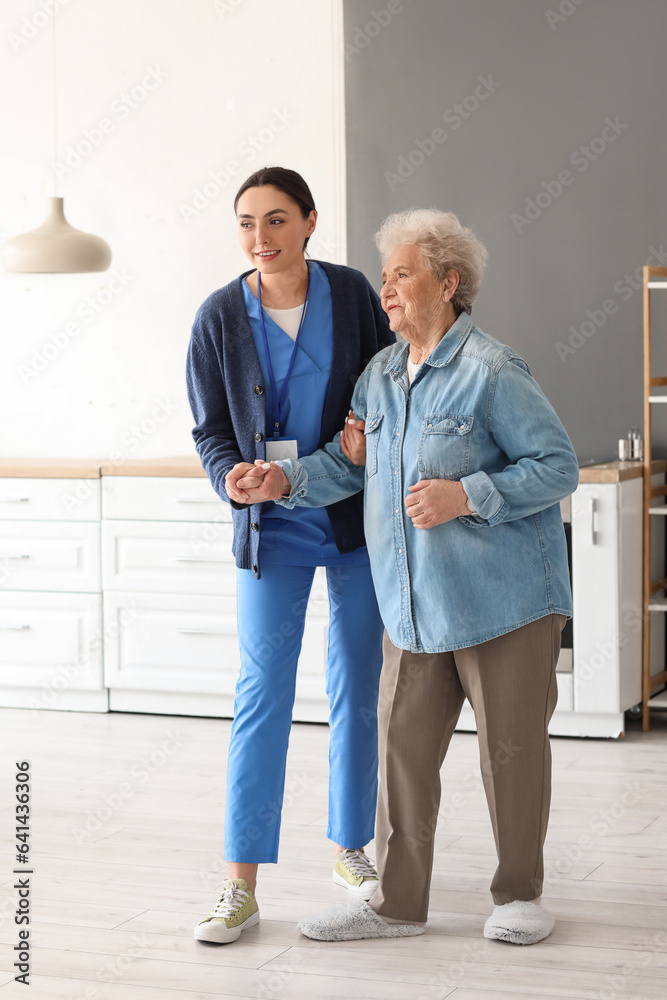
257, 264, 312, 440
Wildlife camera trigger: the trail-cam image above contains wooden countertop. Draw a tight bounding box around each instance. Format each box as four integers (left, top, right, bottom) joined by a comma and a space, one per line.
0, 456, 206, 478
0, 458, 103, 478
99, 456, 206, 477
578, 460, 666, 483
0, 456, 664, 482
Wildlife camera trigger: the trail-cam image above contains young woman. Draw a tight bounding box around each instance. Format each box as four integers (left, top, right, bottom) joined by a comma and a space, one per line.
186, 167, 392, 943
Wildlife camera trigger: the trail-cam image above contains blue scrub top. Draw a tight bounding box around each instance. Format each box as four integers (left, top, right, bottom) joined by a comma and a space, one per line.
242, 261, 369, 567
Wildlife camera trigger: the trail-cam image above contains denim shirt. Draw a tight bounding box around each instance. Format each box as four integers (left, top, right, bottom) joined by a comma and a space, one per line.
276, 310, 579, 653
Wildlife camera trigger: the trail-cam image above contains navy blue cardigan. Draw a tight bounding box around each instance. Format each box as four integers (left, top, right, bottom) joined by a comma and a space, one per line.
186, 261, 394, 578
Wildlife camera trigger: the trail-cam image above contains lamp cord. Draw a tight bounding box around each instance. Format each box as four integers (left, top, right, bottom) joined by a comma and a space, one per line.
52, 11, 57, 196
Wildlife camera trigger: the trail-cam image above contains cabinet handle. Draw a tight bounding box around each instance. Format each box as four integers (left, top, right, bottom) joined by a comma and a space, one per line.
0, 497, 29, 503
173, 556, 225, 563
178, 627, 227, 635
174, 497, 216, 503
0, 624, 31, 630
0, 554, 30, 560
589, 497, 597, 545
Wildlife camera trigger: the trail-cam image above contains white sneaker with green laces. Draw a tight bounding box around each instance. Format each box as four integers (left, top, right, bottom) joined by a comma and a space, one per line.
194, 878, 259, 943
333, 848, 380, 899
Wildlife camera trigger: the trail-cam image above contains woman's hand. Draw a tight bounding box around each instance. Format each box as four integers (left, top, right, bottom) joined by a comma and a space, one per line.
340, 410, 366, 466
226, 461, 291, 504
405, 478, 469, 528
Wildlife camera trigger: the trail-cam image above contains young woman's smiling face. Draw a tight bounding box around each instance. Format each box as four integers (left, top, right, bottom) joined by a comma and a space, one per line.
236, 185, 316, 274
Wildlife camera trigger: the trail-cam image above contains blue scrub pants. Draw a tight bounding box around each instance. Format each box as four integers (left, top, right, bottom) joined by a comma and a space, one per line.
224, 562, 384, 863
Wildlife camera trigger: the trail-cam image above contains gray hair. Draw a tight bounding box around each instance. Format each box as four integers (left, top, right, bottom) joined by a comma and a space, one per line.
374, 208, 488, 314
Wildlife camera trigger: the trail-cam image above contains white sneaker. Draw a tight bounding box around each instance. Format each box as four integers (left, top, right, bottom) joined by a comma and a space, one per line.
194, 878, 259, 944
333, 848, 380, 899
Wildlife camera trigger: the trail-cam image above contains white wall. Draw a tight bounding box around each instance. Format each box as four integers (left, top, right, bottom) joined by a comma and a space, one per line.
0, 0, 345, 460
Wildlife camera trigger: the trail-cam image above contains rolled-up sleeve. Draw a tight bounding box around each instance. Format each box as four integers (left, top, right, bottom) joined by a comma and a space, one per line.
460, 357, 579, 526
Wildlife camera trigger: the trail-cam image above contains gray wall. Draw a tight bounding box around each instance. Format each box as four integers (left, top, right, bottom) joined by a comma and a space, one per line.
343, 0, 667, 461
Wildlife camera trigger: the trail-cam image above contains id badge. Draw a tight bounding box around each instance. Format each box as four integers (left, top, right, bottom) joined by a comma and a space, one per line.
265, 438, 299, 461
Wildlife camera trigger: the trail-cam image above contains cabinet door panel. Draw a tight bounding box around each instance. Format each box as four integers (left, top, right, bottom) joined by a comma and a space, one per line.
102, 477, 227, 522
0, 522, 101, 593
101, 521, 235, 595
0, 478, 100, 521
0, 592, 103, 694
103, 575, 330, 720
103, 591, 240, 694
572, 483, 623, 713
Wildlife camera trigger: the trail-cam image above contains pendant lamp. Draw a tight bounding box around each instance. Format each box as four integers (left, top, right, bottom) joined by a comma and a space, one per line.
2, 13, 111, 273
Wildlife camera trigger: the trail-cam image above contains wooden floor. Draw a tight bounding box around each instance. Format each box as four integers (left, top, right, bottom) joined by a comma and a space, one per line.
1, 706, 666, 1000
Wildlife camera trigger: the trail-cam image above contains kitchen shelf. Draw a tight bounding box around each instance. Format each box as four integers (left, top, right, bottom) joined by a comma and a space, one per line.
642, 265, 667, 729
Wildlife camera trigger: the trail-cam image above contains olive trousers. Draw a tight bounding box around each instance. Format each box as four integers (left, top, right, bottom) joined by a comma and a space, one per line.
370, 614, 566, 923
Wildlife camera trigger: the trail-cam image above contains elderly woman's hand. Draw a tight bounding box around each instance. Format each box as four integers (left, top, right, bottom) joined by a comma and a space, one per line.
405, 478, 470, 528
340, 410, 367, 466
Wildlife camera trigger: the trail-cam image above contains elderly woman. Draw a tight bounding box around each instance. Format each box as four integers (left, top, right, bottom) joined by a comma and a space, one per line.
226, 209, 579, 945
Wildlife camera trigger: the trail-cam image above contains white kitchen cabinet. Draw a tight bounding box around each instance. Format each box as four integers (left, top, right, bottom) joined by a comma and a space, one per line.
101, 475, 222, 522
456, 462, 663, 738
0, 521, 101, 593
2, 457, 657, 736
0, 476, 100, 521
100, 461, 330, 722
0, 461, 106, 712
101, 520, 235, 596
568, 469, 664, 735
0, 591, 103, 710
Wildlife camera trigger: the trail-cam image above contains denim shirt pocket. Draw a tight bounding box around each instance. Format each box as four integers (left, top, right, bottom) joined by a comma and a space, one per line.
364, 412, 384, 479
418, 413, 474, 479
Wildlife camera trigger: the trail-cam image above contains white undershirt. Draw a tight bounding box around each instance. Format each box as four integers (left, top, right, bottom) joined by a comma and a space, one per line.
406, 355, 423, 386
262, 303, 305, 341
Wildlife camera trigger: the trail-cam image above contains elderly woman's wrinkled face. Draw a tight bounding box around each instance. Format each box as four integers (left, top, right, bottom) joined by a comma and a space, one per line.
380, 244, 451, 339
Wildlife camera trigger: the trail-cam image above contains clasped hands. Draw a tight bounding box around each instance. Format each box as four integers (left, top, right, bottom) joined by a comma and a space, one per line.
225, 410, 470, 528
224, 409, 368, 505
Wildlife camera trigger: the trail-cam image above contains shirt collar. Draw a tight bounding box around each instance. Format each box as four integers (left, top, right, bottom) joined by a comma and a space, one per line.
383, 310, 473, 377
